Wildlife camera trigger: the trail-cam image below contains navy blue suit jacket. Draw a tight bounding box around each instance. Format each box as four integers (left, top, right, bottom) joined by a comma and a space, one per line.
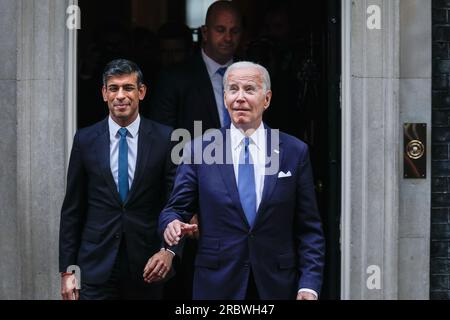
159, 126, 325, 299
59, 117, 174, 284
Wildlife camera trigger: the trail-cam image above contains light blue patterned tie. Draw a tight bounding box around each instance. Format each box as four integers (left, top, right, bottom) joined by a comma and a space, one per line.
238, 137, 256, 227
217, 67, 231, 127
118, 128, 129, 203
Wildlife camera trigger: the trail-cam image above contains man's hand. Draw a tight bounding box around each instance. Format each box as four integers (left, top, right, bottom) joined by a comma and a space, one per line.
296, 291, 318, 300
61, 274, 79, 300
185, 214, 200, 239
163, 219, 198, 246
143, 249, 174, 283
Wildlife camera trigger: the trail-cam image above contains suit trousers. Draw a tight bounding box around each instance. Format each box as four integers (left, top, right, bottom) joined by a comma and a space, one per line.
80, 234, 163, 300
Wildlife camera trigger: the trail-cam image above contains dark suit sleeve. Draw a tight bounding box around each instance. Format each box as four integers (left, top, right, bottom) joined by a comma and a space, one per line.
149, 70, 179, 127
158, 142, 199, 242
295, 145, 325, 294
163, 138, 178, 203
155, 130, 179, 256
59, 132, 87, 272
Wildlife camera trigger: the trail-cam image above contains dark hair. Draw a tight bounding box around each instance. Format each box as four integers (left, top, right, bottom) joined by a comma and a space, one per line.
102, 59, 144, 86
205, 1, 241, 27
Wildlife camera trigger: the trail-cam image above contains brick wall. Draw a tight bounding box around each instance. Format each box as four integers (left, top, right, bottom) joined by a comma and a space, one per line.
432, 0, 450, 300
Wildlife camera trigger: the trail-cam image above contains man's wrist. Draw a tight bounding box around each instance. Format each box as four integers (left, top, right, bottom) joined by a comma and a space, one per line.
298, 288, 318, 299
160, 247, 175, 256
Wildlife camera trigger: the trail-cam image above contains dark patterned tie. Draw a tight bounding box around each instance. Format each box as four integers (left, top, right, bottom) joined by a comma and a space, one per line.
118, 128, 129, 202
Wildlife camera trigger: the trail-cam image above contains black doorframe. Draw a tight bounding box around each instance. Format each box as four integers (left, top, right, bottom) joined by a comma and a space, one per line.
321, 0, 341, 300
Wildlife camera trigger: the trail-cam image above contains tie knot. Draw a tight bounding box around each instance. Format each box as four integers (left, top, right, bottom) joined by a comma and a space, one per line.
217, 67, 227, 77
118, 128, 128, 138
243, 137, 250, 148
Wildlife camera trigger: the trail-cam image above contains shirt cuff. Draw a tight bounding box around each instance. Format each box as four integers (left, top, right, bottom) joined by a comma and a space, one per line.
161, 247, 176, 256
298, 288, 318, 299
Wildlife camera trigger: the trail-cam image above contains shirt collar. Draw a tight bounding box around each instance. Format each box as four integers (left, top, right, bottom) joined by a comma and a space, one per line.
201, 49, 233, 78
108, 114, 140, 138
230, 122, 265, 151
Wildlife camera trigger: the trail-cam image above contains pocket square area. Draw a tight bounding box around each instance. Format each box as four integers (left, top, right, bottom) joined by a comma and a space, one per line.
278, 171, 292, 178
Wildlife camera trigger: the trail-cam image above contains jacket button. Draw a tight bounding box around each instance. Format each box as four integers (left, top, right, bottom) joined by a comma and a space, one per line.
114, 233, 120, 239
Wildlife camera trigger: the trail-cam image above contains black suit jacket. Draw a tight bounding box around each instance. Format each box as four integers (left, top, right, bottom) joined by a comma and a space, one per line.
59, 117, 175, 284
148, 52, 221, 136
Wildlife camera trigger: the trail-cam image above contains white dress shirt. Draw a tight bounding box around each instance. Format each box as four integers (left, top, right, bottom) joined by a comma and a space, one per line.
201, 49, 232, 127
230, 122, 318, 299
230, 123, 266, 211
109, 115, 176, 256
108, 115, 140, 191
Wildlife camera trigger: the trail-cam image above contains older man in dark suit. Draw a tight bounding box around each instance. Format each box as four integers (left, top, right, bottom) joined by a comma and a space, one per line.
157, 61, 325, 300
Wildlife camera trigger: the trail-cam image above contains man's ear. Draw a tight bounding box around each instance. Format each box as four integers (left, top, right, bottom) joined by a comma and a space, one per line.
264, 90, 272, 109
138, 84, 147, 100
201, 25, 208, 42
102, 86, 107, 102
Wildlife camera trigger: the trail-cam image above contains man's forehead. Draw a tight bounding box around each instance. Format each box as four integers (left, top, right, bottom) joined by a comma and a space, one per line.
211, 9, 241, 26
228, 69, 262, 83
106, 73, 138, 85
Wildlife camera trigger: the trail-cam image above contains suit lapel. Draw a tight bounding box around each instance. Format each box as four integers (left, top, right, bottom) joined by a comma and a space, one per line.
126, 119, 153, 205
94, 119, 122, 206
216, 127, 250, 228
255, 128, 284, 224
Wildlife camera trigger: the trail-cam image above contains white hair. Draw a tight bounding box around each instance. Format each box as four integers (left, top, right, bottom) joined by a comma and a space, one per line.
223, 61, 271, 92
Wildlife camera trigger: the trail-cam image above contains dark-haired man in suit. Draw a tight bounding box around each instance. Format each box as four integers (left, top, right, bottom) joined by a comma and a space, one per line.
59, 59, 175, 300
